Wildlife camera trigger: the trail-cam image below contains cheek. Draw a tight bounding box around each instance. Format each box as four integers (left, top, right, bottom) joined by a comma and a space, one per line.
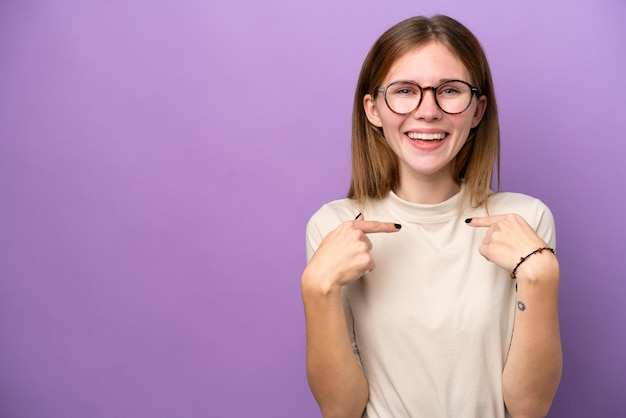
380, 119, 406, 147
379, 112, 409, 132
453, 115, 477, 137
378, 127, 404, 157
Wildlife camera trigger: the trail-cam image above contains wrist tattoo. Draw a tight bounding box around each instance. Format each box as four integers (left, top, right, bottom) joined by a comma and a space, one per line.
517, 301, 526, 312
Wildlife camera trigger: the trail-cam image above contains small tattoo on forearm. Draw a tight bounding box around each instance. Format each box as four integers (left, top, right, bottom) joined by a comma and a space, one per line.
517, 301, 526, 312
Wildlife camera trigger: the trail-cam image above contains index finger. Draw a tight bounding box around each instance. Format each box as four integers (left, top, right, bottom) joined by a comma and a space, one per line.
464, 215, 508, 228
354, 220, 402, 234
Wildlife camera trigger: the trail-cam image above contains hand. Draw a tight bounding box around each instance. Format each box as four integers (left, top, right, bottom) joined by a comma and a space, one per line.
466, 214, 550, 273
304, 215, 401, 290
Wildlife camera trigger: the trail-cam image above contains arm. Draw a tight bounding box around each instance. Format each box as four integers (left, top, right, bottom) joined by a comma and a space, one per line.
467, 214, 562, 418
302, 276, 369, 418
302, 217, 401, 418
502, 249, 561, 418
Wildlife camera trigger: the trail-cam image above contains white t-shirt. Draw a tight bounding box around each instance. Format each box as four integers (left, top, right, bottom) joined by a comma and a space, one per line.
305, 189, 556, 418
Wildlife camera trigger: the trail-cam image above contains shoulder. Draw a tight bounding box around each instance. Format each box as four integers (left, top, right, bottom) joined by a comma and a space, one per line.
487, 191, 553, 218
488, 191, 551, 216
306, 198, 360, 236
304, 198, 360, 260
487, 191, 556, 245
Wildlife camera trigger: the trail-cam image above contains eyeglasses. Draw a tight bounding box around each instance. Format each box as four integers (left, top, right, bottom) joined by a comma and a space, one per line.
375, 80, 482, 115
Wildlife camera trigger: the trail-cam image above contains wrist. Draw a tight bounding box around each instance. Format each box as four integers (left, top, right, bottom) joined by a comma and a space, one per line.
514, 250, 560, 286
301, 268, 342, 298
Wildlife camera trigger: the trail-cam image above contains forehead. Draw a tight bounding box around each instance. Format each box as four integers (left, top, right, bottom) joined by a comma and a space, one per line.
384, 41, 470, 84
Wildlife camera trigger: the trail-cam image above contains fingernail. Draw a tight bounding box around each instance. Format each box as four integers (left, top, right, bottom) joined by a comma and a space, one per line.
464, 218, 472, 224
354, 213, 362, 220
394, 223, 402, 229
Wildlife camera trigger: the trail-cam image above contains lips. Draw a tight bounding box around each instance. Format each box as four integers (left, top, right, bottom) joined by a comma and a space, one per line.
406, 132, 447, 141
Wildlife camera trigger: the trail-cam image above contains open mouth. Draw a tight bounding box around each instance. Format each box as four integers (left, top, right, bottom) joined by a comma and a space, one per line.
406, 132, 447, 141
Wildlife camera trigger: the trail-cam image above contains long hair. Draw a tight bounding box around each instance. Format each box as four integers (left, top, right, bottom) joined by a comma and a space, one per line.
347, 15, 500, 208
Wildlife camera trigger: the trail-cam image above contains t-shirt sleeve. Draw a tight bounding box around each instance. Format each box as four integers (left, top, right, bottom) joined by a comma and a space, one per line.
305, 201, 359, 261
305, 214, 324, 262
534, 199, 556, 248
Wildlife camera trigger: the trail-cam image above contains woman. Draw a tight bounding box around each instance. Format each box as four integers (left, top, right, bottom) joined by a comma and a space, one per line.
301, 15, 562, 418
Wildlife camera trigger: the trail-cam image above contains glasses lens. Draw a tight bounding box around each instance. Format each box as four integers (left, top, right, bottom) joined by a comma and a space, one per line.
435, 81, 473, 114
384, 82, 421, 114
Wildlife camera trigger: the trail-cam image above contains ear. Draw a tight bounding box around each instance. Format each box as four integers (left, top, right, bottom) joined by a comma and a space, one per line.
471, 95, 487, 128
363, 94, 383, 127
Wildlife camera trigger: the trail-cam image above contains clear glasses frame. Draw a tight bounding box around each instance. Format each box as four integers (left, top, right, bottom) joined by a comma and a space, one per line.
374, 79, 482, 115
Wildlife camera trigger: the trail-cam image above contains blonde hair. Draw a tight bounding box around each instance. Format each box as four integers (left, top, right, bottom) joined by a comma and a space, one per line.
347, 15, 500, 208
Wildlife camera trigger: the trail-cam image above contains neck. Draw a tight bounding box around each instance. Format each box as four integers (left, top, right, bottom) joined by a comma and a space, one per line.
394, 170, 460, 204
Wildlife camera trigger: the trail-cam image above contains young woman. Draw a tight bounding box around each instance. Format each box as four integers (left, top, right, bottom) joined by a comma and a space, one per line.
301, 15, 562, 418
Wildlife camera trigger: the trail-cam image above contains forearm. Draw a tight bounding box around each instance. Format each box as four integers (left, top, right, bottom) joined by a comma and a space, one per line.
302, 274, 368, 418
503, 254, 562, 417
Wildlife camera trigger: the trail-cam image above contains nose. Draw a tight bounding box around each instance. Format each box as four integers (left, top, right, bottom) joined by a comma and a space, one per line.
413, 87, 442, 120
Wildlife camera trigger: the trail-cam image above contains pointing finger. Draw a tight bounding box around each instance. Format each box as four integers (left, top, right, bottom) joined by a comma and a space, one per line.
354, 219, 402, 234
464, 215, 508, 228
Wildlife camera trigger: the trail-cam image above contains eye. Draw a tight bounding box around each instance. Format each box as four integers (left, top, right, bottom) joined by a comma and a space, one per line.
388, 83, 419, 96
439, 86, 461, 96
437, 81, 468, 97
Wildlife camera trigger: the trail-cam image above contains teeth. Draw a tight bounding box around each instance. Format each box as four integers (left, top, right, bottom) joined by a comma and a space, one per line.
407, 132, 446, 141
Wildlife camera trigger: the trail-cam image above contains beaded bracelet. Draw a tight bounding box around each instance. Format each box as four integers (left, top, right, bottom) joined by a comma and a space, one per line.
510, 247, 556, 280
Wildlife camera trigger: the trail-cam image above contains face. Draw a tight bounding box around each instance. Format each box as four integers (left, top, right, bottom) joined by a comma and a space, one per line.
363, 41, 487, 192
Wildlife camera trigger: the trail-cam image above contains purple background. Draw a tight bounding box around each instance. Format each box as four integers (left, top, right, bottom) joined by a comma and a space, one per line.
0, 0, 624, 417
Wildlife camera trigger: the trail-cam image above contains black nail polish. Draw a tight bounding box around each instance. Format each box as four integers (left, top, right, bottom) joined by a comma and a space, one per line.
355, 213, 362, 220
394, 223, 402, 229
464, 218, 472, 224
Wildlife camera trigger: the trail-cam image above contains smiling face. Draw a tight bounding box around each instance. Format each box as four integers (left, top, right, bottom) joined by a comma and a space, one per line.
363, 41, 487, 201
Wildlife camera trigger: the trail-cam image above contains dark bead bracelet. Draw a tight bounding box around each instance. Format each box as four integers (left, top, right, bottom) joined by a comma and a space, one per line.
510, 247, 556, 280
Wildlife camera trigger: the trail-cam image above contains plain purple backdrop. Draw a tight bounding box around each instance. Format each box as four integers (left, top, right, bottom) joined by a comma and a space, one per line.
1, 0, 624, 417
